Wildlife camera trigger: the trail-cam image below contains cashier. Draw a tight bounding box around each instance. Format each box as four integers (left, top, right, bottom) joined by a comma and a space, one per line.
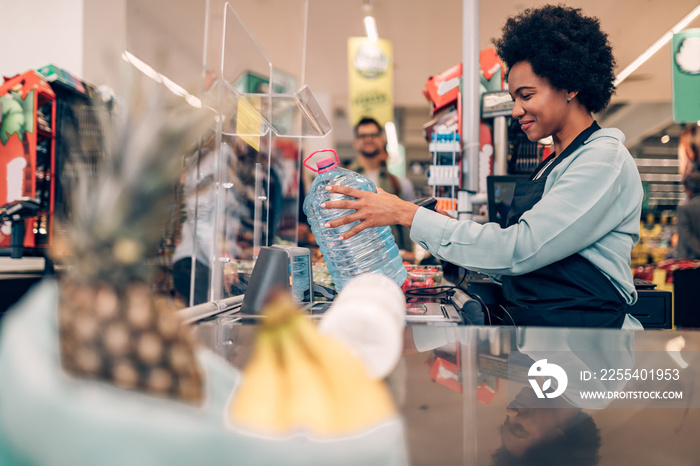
322, 5, 644, 329
495, 387, 600, 464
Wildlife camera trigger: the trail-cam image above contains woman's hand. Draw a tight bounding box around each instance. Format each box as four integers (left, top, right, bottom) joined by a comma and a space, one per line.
435, 206, 456, 219
322, 186, 419, 240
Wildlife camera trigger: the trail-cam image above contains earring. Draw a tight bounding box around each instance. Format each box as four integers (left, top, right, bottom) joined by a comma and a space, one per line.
567, 96, 572, 102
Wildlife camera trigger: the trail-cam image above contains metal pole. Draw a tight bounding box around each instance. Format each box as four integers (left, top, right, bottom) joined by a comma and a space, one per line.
461, 0, 480, 215
461, 1, 480, 463
177, 295, 244, 325
461, 328, 478, 465
493, 115, 508, 175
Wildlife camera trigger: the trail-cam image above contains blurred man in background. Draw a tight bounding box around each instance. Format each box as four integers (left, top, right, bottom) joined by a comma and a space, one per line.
349, 117, 414, 259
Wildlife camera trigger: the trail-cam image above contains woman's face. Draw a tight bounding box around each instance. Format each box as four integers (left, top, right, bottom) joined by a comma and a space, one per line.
502, 387, 564, 457
508, 61, 571, 143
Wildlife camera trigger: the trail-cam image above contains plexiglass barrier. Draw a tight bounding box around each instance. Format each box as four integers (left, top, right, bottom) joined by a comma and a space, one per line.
177, 0, 331, 306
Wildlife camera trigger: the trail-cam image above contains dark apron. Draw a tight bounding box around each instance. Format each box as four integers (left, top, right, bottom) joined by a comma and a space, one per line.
500, 122, 629, 328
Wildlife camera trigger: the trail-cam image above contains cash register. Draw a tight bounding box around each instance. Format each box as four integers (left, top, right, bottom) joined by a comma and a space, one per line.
182, 246, 475, 325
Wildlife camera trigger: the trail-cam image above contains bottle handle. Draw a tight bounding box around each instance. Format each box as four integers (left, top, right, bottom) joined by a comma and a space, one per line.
303, 148, 340, 173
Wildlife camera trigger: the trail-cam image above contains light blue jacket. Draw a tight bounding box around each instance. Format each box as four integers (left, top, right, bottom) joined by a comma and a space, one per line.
410, 128, 643, 305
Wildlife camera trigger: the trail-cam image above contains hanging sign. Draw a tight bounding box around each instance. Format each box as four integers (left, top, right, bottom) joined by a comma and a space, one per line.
348, 37, 393, 127
672, 28, 700, 123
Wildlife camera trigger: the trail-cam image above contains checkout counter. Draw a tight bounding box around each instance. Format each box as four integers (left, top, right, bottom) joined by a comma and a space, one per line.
0, 276, 698, 465
464, 271, 673, 329
193, 315, 700, 465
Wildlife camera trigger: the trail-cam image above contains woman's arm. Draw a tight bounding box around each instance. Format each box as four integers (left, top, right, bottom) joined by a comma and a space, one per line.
410, 139, 642, 275
322, 135, 641, 277
322, 186, 419, 240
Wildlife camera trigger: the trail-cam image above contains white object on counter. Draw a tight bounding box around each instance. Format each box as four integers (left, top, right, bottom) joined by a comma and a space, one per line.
319, 274, 406, 380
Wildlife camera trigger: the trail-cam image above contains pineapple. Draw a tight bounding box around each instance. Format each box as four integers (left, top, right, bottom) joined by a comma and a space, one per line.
54, 76, 219, 404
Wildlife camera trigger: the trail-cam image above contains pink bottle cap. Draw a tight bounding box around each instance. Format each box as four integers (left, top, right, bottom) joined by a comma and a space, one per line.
302, 148, 340, 173
316, 156, 338, 173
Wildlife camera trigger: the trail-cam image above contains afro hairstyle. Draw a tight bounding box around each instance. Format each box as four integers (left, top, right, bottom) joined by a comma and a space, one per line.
492, 412, 601, 466
492, 4, 616, 114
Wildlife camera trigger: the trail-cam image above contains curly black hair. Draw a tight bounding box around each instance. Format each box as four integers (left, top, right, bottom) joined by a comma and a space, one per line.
493, 4, 616, 114
354, 116, 383, 137
492, 412, 601, 466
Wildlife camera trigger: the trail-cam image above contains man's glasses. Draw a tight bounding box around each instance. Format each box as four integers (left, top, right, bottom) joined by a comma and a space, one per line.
357, 132, 380, 139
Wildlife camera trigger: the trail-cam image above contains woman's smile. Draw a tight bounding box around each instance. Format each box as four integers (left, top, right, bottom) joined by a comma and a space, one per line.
520, 120, 534, 132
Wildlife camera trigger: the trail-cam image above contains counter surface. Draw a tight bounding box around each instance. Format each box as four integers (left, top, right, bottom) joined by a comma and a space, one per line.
0, 279, 697, 466
196, 319, 700, 465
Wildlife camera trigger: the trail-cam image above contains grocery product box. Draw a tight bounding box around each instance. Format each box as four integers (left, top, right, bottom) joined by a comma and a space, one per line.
402, 264, 443, 291
424, 63, 461, 113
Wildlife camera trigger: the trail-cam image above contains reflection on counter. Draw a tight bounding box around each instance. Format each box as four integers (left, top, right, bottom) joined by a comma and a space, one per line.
394, 325, 700, 465
476, 328, 699, 465
2, 276, 700, 465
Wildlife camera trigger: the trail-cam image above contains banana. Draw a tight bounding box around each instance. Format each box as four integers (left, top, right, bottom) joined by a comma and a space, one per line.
229, 328, 290, 434
291, 315, 397, 434
277, 317, 337, 434
229, 293, 396, 436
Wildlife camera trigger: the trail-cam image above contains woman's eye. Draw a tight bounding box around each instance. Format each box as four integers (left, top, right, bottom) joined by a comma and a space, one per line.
522, 94, 533, 100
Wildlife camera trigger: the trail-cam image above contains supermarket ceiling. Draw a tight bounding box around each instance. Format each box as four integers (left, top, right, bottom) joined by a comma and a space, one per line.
125, 0, 700, 147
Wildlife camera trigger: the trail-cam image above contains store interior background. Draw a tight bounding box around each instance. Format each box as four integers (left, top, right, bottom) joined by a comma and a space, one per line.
1, 0, 698, 271
3, 0, 698, 193
2, 2, 700, 464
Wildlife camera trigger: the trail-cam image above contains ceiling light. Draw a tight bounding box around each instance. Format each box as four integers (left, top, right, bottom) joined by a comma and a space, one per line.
364, 15, 378, 42
665, 336, 689, 369
362, 0, 378, 42
122, 51, 161, 83
122, 51, 202, 108
661, 134, 671, 143
385, 121, 399, 153
614, 4, 700, 86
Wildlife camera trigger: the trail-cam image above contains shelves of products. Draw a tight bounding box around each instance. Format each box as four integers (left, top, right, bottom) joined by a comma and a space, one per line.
0, 70, 56, 255
427, 132, 460, 213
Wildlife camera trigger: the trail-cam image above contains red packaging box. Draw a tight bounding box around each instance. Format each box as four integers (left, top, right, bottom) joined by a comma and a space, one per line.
424, 63, 462, 113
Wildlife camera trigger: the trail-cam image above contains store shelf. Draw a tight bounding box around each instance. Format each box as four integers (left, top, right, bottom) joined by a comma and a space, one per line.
632, 136, 685, 209
428, 140, 461, 153
0, 70, 57, 255
427, 165, 460, 186
37, 128, 53, 138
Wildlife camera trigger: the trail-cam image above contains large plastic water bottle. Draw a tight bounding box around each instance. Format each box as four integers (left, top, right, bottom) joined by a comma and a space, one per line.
302, 149, 407, 292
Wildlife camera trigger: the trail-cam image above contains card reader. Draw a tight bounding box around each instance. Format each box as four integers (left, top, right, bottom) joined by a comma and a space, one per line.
241, 245, 313, 314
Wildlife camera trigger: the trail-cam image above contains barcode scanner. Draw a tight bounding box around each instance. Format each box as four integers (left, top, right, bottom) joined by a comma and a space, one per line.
413, 197, 439, 212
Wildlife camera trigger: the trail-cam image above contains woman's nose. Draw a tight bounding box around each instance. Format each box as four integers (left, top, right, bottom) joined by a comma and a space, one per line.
506, 406, 530, 418
512, 101, 525, 119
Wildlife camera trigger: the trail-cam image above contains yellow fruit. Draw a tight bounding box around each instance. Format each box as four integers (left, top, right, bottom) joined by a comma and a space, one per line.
229, 328, 290, 434
292, 316, 397, 434
277, 318, 337, 434
229, 293, 396, 436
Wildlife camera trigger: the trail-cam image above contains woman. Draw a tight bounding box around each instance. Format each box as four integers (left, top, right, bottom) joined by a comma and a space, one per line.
322, 5, 644, 328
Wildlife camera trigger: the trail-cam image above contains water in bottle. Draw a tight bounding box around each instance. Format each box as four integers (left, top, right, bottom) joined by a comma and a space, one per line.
302, 149, 407, 292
